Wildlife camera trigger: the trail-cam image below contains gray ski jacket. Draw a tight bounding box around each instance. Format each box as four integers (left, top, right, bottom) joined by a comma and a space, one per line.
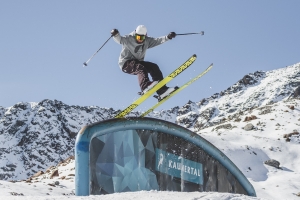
113, 31, 170, 69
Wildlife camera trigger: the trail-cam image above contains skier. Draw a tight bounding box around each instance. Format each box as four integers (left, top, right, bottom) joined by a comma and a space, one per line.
111, 25, 177, 99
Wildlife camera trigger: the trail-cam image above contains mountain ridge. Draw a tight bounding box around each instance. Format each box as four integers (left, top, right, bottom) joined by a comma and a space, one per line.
0, 62, 299, 181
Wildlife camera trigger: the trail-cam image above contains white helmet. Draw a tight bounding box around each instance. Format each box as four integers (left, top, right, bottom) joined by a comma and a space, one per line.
135, 25, 147, 35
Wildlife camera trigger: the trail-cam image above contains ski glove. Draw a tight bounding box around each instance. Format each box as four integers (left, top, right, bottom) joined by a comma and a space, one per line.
111, 29, 119, 36
167, 32, 176, 39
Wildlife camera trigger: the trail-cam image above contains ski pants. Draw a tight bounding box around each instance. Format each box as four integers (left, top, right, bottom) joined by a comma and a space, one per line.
122, 59, 168, 94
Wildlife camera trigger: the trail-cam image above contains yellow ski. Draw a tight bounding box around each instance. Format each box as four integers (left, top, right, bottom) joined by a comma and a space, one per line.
140, 63, 213, 117
114, 54, 197, 118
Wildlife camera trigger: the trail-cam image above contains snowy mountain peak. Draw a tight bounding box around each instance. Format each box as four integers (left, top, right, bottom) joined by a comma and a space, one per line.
0, 99, 119, 180
169, 63, 300, 129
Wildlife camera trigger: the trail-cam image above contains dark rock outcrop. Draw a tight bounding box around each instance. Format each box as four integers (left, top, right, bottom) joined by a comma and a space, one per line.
264, 159, 281, 169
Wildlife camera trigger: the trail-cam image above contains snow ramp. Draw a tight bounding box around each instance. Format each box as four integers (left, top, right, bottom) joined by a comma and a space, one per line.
75, 117, 256, 197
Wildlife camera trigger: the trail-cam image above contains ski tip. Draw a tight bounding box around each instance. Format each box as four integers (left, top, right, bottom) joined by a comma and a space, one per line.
193, 54, 197, 57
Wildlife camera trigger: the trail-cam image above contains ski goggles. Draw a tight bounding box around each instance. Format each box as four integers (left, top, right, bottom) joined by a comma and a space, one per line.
135, 34, 146, 41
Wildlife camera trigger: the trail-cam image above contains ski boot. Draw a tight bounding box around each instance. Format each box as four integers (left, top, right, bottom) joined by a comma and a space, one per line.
138, 81, 159, 95
154, 86, 179, 102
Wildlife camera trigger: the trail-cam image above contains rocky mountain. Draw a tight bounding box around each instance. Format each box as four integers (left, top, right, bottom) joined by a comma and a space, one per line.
149, 63, 300, 129
0, 100, 121, 180
0, 63, 299, 181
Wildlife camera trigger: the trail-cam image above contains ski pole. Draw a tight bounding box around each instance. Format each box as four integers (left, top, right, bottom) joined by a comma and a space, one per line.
176, 31, 204, 36
83, 35, 113, 67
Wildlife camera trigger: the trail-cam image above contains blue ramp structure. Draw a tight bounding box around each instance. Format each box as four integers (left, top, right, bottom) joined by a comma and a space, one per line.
75, 117, 256, 197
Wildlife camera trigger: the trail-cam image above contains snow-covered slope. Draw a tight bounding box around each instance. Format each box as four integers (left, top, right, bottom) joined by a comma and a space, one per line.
0, 156, 267, 199
0, 63, 299, 199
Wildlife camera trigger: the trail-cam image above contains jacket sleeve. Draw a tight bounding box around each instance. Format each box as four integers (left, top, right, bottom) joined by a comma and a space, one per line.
147, 36, 170, 49
113, 33, 127, 45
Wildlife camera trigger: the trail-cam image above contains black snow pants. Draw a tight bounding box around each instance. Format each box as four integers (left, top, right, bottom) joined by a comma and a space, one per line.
122, 59, 168, 94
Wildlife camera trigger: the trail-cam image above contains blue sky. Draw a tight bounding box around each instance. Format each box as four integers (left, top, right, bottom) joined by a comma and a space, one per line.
1, 1, 300, 112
